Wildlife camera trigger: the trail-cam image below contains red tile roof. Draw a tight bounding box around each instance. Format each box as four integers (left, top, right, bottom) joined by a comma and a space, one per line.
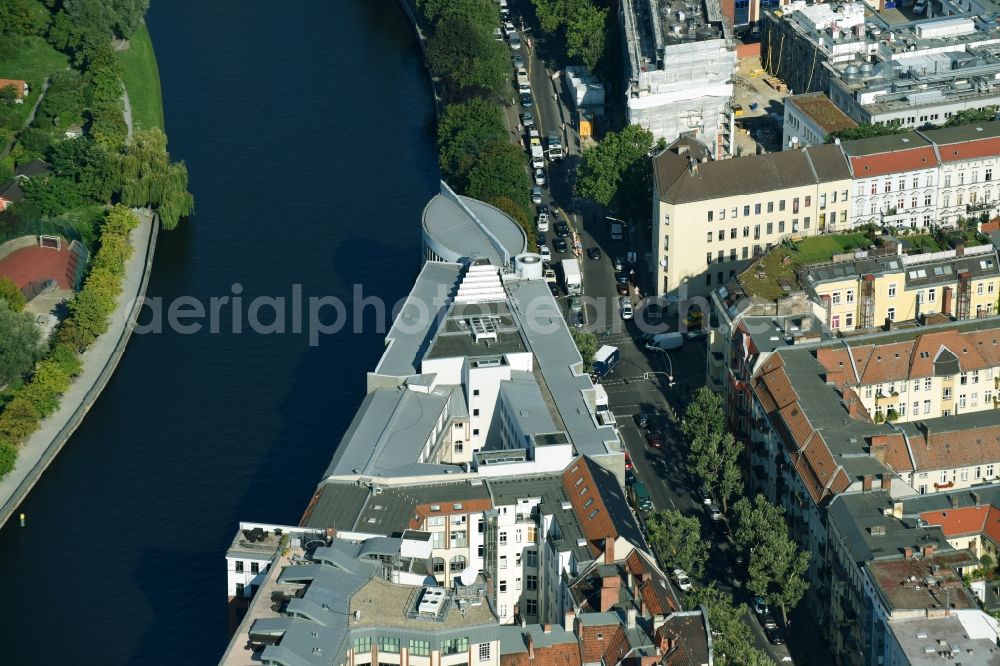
919, 506, 989, 537
578, 624, 629, 665
562, 459, 617, 553
0, 79, 25, 98
937, 137, 1000, 163
849, 147, 937, 178
500, 636, 581, 666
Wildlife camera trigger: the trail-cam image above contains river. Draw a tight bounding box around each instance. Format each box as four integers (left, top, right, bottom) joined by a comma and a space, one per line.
0, 1, 438, 662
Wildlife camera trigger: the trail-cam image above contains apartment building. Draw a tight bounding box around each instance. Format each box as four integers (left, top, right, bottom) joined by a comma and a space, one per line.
928, 123, 1000, 227
801, 244, 1000, 332
652, 138, 852, 298
783, 92, 858, 149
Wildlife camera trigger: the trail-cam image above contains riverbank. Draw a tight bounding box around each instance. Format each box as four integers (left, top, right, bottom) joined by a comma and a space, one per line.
394, 0, 444, 117
0, 210, 158, 528
116, 24, 165, 131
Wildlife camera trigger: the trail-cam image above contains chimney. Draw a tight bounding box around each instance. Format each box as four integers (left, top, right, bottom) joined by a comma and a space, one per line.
893, 501, 904, 520
949, 494, 959, 508
942, 286, 953, 317
923, 545, 935, 557
879, 473, 889, 490
863, 474, 873, 492
688, 157, 699, 176
564, 608, 575, 633
600, 570, 621, 612
904, 547, 914, 558
627, 607, 637, 629
527, 634, 535, 659
640, 598, 649, 618
973, 491, 982, 507
543, 624, 552, 634
656, 632, 668, 653
604, 536, 615, 565
956, 244, 965, 257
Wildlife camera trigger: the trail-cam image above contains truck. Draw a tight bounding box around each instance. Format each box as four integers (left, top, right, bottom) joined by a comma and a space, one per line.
609, 221, 624, 240
547, 133, 563, 160
531, 140, 545, 169
630, 481, 653, 512
593, 345, 619, 377
646, 331, 683, 351
561, 258, 582, 296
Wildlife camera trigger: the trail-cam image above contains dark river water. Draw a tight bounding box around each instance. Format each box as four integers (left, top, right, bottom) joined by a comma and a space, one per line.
0, 1, 437, 662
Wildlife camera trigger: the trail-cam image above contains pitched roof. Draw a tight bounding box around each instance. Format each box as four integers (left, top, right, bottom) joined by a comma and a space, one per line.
562, 457, 644, 554
848, 146, 937, 178
918, 505, 990, 537
919, 121, 1000, 162
0, 79, 25, 97
658, 612, 711, 666
654, 142, 850, 205
578, 623, 629, 665
0, 181, 24, 204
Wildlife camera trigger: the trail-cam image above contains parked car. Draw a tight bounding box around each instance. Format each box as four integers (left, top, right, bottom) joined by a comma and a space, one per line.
760, 612, 779, 631
554, 237, 568, 253
521, 111, 534, 128
537, 213, 549, 232
493, 27, 504, 41
636, 413, 649, 429
509, 34, 522, 50
708, 503, 722, 521
615, 271, 629, 285
534, 168, 546, 186
537, 204, 549, 216
555, 221, 570, 237
520, 92, 533, 108
625, 452, 634, 470
531, 186, 542, 204
568, 297, 583, 313
700, 489, 713, 505
614, 256, 624, 271
765, 626, 785, 645
616, 282, 630, 296
646, 431, 663, 448
587, 247, 601, 260
625, 469, 636, 486
539, 245, 551, 260
513, 54, 525, 68
535, 234, 546, 250
504, 20, 516, 34
548, 282, 560, 297
620, 297, 633, 320
672, 569, 693, 592
751, 596, 769, 616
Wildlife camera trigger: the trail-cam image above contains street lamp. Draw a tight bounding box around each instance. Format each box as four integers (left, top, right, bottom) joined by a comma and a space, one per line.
643, 371, 675, 387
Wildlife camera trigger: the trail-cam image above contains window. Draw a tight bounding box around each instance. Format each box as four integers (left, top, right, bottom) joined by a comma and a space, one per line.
913, 401, 919, 414
924, 194, 932, 206
887, 307, 895, 321
846, 290, 855, 304
831, 314, 840, 329
940, 471, 948, 484
943, 387, 952, 400
925, 378, 932, 390
499, 580, 507, 592
718, 229, 724, 241
707, 252, 712, 266
832, 292, 841, 305
959, 394, 967, 408
888, 283, 897, 298
432, 557, 445, 573
743, 225, 749, 238
884, 181, 891, 193
988, 167, 993, 181
742, 246, 749, 259
730, 249, 737, 261
779, 199, 786, 211
744, 205, 750, 216
973, 370, 980, 383
989, 465, 996, 478
755, 203, 761, 214
473, 409, 479, 416
473, 428, 479, 436
820, 193, 827, 209
754, 224, 760, 240
410, 641, 430, 657
250, 562, 259, 575
719, 209, 726, 220
479, 644, 491, 662
499, 555, 507, 569
793, 198, 800, 214
527, 526, 536, 543
526, 599, 538, 615
717, 250, 724, 262
515, 577, 521, 591
979, 282, 985, 296
924, 400, 932, 414
927, 288, 936, 303
379, 638, 400, 654
870, 182, 878, 195
473, 389, 480, 396
527, 574, 537, 590
767, 201, 774, 213
730, 227, 737, 239
443, 638, 469, 656
499, 531, 507, 545
356, 637, 373, 653
525, 549, 538, 567
972, 392, 979, 407
235, 561, 244, 573
450, 555, 467, 571
845, 312, 854, 328
707, 211, 713, 222
913, 176, 919, 189
767, 222, 773, 235
235, 582, 245, 596
898, 402, 906, 417
707, 232, 713, 243
976, 466, 983, 479
961, 373, 968, 386
865, 386, 873, 398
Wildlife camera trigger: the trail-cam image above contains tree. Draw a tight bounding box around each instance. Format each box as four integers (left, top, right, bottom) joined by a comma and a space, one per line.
0, 277, 27, 311
418, 0, 498, 26
680, 387, 725, 450
646, 509, 709, 577
465, 141, 532, 211
117, 129, 194, 229
489, 195, 535, 249
733, 495, 811, 624
0, 395, 41, 444
0, 0, 50, 38
571, 330, 597, 371
437, 99, 508, 187
566, 4, 607, 75
686, 584, 772, 666
945, 107, 998, 128
0, 439, 17, 478
827, 122, 904, 142
63, 0, 148, 38
426, 14, 509, 99
0, 300, 41, 387
687, 431, 742, 512
575, 124, 654, 220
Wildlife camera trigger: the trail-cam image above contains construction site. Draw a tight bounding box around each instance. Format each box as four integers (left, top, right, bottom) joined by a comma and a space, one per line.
620, 0, 738, 157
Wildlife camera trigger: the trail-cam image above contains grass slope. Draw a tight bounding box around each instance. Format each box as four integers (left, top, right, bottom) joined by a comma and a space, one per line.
0, 35, 68, 141
117, 24, 164, 132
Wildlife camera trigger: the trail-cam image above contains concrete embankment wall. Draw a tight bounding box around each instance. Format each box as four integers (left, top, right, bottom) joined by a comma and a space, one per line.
394, 0, 444, 118
0, 210, 159, 529
0, 235, 39, 262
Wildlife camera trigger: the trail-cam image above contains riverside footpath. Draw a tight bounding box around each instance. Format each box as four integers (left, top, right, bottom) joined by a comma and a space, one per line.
0, 210, 158, 528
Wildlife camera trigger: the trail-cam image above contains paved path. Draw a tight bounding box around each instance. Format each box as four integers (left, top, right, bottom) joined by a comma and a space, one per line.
0, 210, 158, 529
0, 77, 51, 160
122, 88, 133, 140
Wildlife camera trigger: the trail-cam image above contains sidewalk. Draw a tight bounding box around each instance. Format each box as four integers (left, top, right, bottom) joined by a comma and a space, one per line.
0, 209, 158, 528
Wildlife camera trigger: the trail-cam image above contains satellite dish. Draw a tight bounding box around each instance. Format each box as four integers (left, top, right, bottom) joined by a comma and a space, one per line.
460, 566, 478, 586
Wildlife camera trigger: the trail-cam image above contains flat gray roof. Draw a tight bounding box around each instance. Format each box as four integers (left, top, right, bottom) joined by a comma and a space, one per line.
503, 278, 620, 458
827, 491, 951, 565
890, 614, 1000, 666
323, 384, 459, 480
499, 370, 561, 447
422, 183, 526, 266
375, 261, 463, 378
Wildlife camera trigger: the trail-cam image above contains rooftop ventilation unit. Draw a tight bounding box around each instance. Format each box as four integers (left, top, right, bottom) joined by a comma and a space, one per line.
418, 587, 447, 617
469, 316, 499, 343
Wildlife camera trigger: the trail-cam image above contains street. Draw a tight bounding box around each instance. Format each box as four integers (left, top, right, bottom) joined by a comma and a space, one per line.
499, 2, 800, 662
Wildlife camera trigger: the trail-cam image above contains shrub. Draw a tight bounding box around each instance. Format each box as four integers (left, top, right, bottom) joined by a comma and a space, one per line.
0, 440, 16, 477
50, 343, 82, 377
0, 395, 42, 444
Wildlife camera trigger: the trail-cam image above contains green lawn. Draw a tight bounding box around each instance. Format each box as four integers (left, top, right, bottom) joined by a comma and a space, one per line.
0, 35, 68, 141
116, 25, 164, 132
741, 233, 870, 301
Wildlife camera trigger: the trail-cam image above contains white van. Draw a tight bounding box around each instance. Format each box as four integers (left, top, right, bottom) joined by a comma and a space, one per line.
646, 332, 683, 351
